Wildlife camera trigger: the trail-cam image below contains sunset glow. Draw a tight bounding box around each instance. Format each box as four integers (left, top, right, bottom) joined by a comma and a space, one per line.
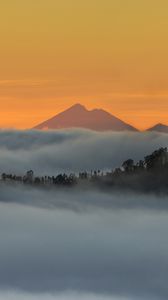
0, 0, 168, 129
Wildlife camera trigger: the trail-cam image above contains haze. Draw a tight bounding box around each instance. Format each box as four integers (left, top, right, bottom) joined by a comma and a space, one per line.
0, 129, 167, 175
0, 129, 167, 299
0, 1, 168, 299
0, 186, 168, 300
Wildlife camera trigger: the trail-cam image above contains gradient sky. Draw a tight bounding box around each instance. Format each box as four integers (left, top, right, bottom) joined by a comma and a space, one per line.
0, 0, 168, 129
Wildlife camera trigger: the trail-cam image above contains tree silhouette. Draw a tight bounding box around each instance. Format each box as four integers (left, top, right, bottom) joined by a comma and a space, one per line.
122, 159, 134, 172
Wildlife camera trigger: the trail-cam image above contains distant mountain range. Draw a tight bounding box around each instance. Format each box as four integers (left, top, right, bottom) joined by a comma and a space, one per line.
147, 123, 168, 133
34, 103, 168, 133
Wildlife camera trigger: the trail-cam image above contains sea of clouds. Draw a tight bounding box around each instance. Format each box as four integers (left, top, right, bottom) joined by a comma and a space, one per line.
0, 292, 130, 300
0, 129, 167, 175
0, 190, 168, 300
0, 129, 168, 300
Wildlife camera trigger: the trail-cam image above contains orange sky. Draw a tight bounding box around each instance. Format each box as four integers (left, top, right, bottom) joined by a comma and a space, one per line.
0, 0, 168, 130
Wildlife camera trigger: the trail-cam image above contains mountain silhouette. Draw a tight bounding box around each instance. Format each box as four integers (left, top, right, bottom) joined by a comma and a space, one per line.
34, 104, 138, 131
147, 123, 168, 133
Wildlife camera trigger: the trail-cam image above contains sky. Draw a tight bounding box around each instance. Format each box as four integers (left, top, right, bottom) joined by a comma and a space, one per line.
0, 0, 168, 129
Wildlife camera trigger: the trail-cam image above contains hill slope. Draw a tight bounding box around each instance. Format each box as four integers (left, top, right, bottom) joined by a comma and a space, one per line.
147, 123, 168, 133
34, 104, 138, 131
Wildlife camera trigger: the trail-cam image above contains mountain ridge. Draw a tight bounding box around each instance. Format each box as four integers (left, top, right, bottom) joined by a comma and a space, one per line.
147, 123, 168, 133
34, 103, 138, 132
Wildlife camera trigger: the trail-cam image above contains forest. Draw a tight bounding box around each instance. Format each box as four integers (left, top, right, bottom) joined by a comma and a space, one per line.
1, 147, 168, 194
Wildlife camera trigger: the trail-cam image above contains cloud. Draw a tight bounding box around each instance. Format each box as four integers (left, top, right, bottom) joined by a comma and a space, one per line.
0, 79, 61, 88
0, 130, 168, 299
0, 129, 167, 175
0, 183, 168, 212
0, 291, 129, 300
0, 189, 167, 299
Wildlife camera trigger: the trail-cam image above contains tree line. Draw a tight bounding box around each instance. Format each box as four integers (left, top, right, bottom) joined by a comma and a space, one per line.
1, 147, 168, 192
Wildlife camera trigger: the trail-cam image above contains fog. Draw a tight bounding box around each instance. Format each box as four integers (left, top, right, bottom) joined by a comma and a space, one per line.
0, 130, 168, 300
0, 291, 129, 300
0, 129, 167, 174
1, 183, 168, 212
0, 187, 168, 299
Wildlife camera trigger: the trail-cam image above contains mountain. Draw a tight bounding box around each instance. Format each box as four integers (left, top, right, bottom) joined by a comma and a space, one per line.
34, 103, 138, 131
147, 123, 168, 133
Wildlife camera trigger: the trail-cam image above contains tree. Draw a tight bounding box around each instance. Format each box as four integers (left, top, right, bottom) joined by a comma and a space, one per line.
144, 147, 168, 170
122, 159, 134, 172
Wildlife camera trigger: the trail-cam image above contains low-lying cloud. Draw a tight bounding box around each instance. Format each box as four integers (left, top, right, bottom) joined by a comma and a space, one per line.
0, 291, 130, 300
0, 129, 168, 300
0, 188, 168, 299
1, 183, 168, 212
0, 129, 167, 175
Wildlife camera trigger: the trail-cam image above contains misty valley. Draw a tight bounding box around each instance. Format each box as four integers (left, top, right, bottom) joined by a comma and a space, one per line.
0, 130, 168, 300
1, 146, 168, 196
1, 1, 168, 299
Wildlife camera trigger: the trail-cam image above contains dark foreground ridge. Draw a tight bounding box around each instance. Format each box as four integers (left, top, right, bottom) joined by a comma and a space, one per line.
1, 147, 168, 194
